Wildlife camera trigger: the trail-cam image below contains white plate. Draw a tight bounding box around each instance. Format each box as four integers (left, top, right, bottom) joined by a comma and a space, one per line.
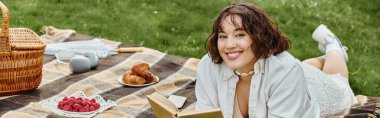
117, 76, 159, 87
54, 97, 99, 115
59, 107, 98, 115
42, 91, 117, 117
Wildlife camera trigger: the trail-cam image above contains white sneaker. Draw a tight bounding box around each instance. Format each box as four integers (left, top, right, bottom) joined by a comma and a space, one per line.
312, 24, 335, 52
312, 24, 349, 62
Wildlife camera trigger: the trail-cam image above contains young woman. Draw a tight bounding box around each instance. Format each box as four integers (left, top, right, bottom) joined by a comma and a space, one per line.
195, 3, 355, 118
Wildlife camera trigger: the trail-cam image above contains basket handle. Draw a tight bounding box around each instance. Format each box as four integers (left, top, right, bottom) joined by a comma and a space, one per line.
0, 1, 10, 52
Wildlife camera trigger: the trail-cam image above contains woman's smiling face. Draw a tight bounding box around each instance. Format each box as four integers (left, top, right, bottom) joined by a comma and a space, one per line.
217, 15, 257, 72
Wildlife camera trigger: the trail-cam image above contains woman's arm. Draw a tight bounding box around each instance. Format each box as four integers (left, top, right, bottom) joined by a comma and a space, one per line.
195, 55, 219, 110
267, 64, 309, 117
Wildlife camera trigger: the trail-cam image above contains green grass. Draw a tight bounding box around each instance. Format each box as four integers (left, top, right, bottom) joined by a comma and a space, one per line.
1, 0, 379, 96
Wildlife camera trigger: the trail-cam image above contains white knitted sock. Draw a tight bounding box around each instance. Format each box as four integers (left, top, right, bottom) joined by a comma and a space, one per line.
325, 38, 342, 55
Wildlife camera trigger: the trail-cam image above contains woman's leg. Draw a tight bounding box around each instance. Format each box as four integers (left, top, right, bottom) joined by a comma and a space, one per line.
302, 57, 325, 70
322, 50, 349, 78
311, 24, 349, 79
303, 54, 348, 79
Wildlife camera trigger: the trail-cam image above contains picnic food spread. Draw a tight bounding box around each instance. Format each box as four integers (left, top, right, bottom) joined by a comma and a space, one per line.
123, 63, 158, 85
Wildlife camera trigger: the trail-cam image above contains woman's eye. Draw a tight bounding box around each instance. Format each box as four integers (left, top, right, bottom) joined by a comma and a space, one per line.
236, 33, 245, 37
218, 35, 227, 39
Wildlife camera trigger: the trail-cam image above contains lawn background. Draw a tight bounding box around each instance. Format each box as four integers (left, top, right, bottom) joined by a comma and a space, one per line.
1, 0, 379, 96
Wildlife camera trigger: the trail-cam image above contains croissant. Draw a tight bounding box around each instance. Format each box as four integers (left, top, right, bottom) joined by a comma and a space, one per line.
131, 63, 150, 73
123, 71, 146, 84
131, 63, 157, 83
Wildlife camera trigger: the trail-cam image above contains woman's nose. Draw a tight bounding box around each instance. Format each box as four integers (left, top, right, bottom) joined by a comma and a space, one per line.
225, 37, 236, 49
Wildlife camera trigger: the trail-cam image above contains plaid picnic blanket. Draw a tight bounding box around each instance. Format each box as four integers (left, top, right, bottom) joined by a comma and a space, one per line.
0, 32, 379, 118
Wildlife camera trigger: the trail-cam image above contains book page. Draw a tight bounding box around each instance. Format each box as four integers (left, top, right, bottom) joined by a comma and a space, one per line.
152, 92, 178, 112
147, 92, 179, 118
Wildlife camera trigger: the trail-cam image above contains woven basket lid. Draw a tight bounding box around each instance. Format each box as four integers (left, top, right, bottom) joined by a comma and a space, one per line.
7, 28, 46, 50
0, 1, 45, 51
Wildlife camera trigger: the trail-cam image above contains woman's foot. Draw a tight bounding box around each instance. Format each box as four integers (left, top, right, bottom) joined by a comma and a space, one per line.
312, 24, 348, 62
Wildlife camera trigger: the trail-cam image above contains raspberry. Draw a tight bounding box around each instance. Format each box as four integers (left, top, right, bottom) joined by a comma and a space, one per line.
84, 105, 89, 109
62, 105, 73, 112
84, 101, 91, 107
76, 97, 83, 101
89, 106, 96, 111
73, 103, 82, 110
63, 101, 69, 105
68, 98, 75, 106
57, 102, 64, 109
79, 107, 89, 112
63, 97, 69, 101
84, 98, 90, 102
93, 103, 100, 109
90, 98, 96, 103
77, 100, 84, 106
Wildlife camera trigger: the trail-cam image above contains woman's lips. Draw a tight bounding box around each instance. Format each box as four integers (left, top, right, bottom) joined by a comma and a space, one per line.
226, 51, 242, 60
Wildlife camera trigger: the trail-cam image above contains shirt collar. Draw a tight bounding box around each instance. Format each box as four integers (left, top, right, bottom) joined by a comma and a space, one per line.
221, 62, 235, 81
254, 58, 266, 74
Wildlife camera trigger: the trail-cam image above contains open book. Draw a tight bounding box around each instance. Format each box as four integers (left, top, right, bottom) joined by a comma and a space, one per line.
147, 92, 223, 118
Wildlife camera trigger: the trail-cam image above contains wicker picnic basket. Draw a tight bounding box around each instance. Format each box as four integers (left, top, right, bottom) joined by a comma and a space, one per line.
0, 1, 46, 96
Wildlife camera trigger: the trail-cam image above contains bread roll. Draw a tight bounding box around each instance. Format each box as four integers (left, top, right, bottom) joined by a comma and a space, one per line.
131, 63, 149, 74
131, 63, 157, 83
123, 71, 146, 84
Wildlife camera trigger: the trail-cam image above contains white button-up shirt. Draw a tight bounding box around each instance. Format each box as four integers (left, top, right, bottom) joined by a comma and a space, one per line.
195, 52, 320, 118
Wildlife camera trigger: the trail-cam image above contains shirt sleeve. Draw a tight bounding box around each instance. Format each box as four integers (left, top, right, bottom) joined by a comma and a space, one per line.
267, 63, 308, 117
195, 55, 219, 110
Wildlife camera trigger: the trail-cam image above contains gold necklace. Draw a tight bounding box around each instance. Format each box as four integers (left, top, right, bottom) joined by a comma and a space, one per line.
234, 70, 254, 77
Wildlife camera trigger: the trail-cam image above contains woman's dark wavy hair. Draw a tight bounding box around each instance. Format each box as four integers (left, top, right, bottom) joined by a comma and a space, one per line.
206, 3, 291, 64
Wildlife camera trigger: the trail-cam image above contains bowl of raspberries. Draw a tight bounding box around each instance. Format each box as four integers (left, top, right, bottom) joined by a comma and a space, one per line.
57, 96, 101, 113
42, 91, 116, 117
